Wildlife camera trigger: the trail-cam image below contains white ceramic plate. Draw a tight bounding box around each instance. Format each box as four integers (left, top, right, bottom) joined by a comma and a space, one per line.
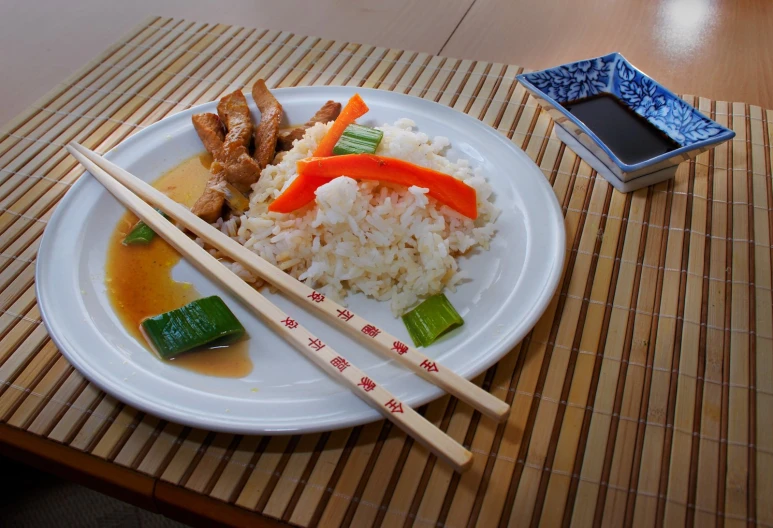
36, 87, 565, 434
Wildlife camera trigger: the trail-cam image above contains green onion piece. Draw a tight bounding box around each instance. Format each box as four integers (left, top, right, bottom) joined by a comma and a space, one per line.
122, 209, 169, 246
140, 296, 245, 359
332, 124, 383, 155
401, 293, 464, 347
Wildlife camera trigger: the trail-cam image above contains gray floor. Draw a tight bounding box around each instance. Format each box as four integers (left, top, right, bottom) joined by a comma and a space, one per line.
0, 457, 187, 527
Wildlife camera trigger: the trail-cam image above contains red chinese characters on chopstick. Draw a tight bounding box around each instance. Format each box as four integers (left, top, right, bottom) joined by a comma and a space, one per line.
281, 317, 298, 329
336, 309, 354, 321
361, 324, 380, 338
384, 398, 404, 414
420, 359, 439, 373
307, 291, 325, 303
307, 338, 325, 351
358, 376, 376, 392
392, 341, 409, 355
330, 356, 350, 372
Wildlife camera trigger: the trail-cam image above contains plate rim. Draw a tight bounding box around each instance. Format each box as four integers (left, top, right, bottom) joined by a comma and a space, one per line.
36, 86, 566, 434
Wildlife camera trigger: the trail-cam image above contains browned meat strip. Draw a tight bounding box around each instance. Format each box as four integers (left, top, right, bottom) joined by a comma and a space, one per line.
191, 172, 226, 223
276, 100, 342, 151
216, 90, 261, 191
251, 79, 283, 168
191, 113, 224, 158
217, 90, 252, 158
222, 151, 261, 192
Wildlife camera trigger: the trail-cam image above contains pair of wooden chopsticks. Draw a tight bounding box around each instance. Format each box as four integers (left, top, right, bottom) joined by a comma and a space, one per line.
66, 142, 510, 472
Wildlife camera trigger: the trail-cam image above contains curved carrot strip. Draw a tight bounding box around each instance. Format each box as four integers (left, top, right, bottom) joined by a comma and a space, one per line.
267, 174, 331, 214
312, 94, 369, 157
268, 154, 478, 219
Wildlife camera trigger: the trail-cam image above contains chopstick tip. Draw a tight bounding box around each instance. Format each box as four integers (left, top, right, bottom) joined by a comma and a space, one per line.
458, 450, 474, 473
493, 402, 511, 423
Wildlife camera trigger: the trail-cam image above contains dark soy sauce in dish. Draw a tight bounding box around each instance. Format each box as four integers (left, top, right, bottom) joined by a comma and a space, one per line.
561, 93, 680, 165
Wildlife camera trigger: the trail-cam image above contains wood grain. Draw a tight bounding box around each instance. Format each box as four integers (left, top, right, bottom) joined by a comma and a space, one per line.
0, 16, 770, 528
0, 424, 157, 511
442, 0, 773, 109
0, 0, 476, 126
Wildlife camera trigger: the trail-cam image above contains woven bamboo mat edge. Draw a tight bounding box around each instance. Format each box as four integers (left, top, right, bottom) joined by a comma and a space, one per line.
0, 16, 771, 528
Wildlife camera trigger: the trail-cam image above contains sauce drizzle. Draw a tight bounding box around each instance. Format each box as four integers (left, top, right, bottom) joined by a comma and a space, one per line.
105, 154, 253, 378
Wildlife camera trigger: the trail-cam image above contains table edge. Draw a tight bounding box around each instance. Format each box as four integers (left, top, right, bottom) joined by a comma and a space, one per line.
0, 424, 286, 528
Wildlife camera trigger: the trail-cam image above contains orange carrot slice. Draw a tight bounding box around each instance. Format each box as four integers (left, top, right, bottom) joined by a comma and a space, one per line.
268, 154, 478, 219
313, 94, 369, 157
266, 173, 330, 214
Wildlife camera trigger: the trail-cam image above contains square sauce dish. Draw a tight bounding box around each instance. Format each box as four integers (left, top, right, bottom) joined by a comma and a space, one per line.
516, 53, 734, 193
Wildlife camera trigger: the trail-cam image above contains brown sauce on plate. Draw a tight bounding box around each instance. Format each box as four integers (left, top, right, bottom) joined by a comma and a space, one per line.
105, 153, 253, 378
561, 93, 680, 165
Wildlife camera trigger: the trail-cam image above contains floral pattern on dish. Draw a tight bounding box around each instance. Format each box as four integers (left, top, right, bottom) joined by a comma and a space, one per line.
613, 59, 723, 144
520, 53, 727, 148
525, 57, 614, 103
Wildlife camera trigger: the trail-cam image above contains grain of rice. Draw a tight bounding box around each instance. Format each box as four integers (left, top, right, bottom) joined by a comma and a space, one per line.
228, 119, 499, 315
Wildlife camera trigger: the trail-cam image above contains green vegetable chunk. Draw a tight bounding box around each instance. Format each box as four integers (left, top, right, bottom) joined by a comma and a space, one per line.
122, 210, 169, 246
141, 296, 245, 359
332, 124, 384, 155
401, 293, 464, 347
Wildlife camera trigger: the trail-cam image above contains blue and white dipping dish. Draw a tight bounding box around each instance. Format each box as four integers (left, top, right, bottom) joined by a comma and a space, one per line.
516, 53, 735, 193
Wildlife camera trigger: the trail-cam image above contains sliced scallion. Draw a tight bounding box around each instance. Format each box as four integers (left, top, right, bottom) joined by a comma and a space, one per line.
122, 210, 169, 246
140, 296, 245, 359
332, 124, 383, 155
401, 293, 463, 347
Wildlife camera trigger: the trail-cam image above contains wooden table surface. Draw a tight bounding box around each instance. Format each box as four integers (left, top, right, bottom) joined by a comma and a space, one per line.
1, 2, 772, 527
1, 0, 771, 126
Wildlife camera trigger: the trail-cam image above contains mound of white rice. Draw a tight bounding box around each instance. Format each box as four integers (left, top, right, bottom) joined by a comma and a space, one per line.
215, 118, 499, 315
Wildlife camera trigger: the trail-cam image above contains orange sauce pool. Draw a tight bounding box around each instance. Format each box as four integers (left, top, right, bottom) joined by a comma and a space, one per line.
105, 153, 253, 378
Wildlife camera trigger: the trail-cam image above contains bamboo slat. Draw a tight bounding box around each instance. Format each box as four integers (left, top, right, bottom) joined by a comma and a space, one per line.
0, 16, 771, 528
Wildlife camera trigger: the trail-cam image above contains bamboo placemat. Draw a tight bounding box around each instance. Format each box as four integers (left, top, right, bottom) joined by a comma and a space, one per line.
1, 16, 771, 527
